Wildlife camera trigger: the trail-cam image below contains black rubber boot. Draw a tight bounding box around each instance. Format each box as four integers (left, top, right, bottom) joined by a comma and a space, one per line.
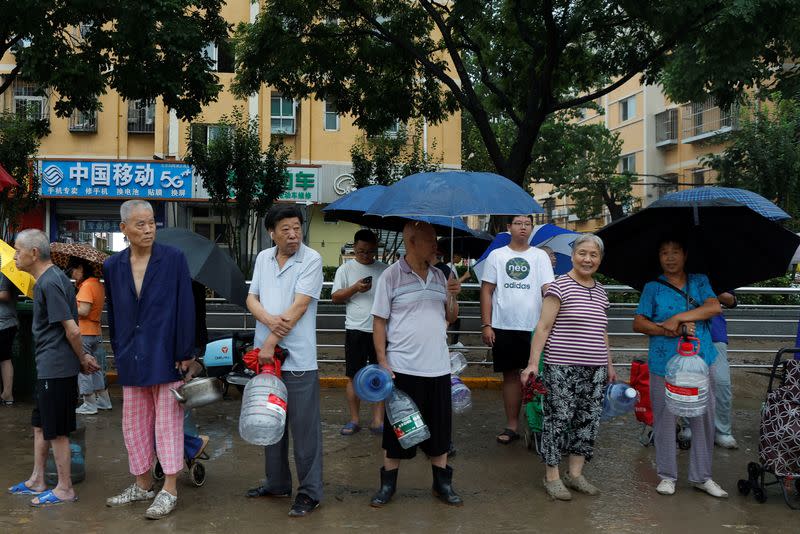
432, 465, 463, 506
369, 467, 398, 507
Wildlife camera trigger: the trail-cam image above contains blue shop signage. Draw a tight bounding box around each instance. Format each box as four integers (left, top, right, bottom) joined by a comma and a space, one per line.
40, 160, 194, 199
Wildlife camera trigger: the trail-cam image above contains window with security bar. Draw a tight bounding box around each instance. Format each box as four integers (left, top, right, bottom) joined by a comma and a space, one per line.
127, 100, 156, 133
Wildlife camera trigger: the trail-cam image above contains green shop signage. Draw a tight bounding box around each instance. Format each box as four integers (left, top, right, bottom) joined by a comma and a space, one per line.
278, 167, 320, 203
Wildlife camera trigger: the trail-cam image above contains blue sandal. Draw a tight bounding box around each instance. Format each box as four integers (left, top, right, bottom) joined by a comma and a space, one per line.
340, 422, 361, 435
8, 482, 44, 495
30, 489, 78, 507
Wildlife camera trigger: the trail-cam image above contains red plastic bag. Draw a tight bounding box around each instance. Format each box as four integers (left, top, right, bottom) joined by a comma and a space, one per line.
242, 346, 288, 376
629, 359, 653, 426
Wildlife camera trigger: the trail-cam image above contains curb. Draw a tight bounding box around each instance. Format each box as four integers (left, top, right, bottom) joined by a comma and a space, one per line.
106, 372, 503, 389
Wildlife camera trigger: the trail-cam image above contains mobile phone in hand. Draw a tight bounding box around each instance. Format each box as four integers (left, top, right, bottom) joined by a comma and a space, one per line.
362, 276, 373, 285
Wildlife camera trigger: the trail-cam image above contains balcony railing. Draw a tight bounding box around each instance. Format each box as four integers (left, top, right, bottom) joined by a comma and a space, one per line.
655, 109, 678, 147
127, 100, 156, 134
681, 98, 739, 143
68, 110, 97, 132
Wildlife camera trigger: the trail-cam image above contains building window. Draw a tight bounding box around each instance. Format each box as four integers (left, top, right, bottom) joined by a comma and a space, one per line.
324, 99, 339, 131
190, 123, 229, 146
271, 94, 296, 135
127, 100, 155, 133
692, 168, 706, 186
68, 109, 97, 133
384, 120, 402, 137
619, 96, 636, 122
13, 82, 49, 122
620, 153, 636, 174
202, 40, 235, 73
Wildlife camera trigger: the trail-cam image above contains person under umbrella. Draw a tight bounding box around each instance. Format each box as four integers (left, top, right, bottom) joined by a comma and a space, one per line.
632, 235, 727, 498
68, 257, 112, 415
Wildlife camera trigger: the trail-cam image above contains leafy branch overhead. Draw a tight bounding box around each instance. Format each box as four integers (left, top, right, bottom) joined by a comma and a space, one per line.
1, 1, 229, 120
185, 109, 290, 277
234, 0, 800, 185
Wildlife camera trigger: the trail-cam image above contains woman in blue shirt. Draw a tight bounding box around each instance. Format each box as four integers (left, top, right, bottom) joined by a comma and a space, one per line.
633, 237, 726, 499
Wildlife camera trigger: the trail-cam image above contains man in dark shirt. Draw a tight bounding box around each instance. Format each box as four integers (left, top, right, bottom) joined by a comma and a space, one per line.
103, 200, 195, 519
8, 229, 98, 506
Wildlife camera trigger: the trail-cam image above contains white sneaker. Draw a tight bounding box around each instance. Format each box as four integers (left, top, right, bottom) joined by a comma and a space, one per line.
95, 392, 113, 410
656, 479, 676, 495
145, 490, 178, 519
76, 402, 98, 415
693, 479, 728, 498
714, 433, 738, 449
106, 483, 156, 507
677, 426, 692, 442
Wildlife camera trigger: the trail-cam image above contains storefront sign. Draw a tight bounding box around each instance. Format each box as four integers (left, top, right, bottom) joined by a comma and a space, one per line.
40, 160, 193, 199
277, 167, 320, 202
84, 220, 120, 232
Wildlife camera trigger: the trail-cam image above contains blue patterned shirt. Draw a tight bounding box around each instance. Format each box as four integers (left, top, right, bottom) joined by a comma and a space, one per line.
635, 273, 717, 376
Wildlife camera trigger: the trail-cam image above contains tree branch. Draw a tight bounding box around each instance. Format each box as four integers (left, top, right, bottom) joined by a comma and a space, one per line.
0, 64, 21, 97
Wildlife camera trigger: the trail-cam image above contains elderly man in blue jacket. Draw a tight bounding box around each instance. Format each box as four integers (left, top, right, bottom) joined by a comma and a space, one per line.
103, 199, 195, 520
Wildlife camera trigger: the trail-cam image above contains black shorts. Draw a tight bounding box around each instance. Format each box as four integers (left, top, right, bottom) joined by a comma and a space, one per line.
492, 328, 532, 372
345, 329, 377, 378
382, 372, 452, 460
0, 326, 17, 361
31, 376, 78, 440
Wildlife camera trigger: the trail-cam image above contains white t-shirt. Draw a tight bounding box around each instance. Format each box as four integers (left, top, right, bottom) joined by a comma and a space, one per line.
331, 259, 388, 332
481, 245, 555, 331
249, 244, 323, 372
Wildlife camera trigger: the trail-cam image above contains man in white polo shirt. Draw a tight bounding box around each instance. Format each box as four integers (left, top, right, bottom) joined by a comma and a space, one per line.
369, 221, 463, 507
245, 204, 324, 518
480, 214, 554, 444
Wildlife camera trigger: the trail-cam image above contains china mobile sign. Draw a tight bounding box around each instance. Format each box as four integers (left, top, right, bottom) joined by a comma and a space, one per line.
40, 160, 193, 199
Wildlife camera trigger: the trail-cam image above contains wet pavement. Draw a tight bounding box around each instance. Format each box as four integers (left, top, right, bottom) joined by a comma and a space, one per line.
2, 370, 799, 533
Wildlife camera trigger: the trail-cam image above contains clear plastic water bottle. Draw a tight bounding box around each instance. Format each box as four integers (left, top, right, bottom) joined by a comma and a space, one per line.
601, 382, 638, 420
46, 423, 85, 485
664, 336, 709, 417
239, 359, 289, 446
386, 388, 430, 449
353, 364, 394, 402
451, 375, 472, 414
449, 352, 468, 376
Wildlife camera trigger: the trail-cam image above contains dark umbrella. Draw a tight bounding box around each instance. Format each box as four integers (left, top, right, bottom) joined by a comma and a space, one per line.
596, 198, 800, 293
323, 184, 478, 236
652, 186, 790, 221
155, 228, 248, 309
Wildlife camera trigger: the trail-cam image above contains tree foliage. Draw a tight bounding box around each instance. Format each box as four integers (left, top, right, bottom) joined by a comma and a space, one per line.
0, 112, 40, 241
234, 0, 800, 185
702, 94, 800, 229
1, 0, 228, 120
350, 121, 441, 188
185, 109, 290, 277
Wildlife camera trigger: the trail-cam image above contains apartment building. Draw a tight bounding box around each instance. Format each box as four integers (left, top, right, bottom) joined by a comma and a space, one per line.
530, 77, 736, 231
0, 1, 461, 266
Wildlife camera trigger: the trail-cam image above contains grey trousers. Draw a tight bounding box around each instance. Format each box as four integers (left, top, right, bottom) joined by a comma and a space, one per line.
264, 370, 323, 502
650, 372, 715, 483
78, 335, 105, 394
711, 342, 733, 436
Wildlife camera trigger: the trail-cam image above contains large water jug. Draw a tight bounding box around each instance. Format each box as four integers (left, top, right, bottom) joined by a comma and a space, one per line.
664, 335, 709, 417
239, 359, 288, 446
353, 364, 394, 402
451, 375, 472, 414
601, 382, 638, 420
449, 352, 468, 376
45, 423, 85, 485
386, 388, 430, 449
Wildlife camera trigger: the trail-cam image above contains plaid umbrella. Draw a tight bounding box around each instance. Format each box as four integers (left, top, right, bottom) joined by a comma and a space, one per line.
652, 186, 790, 221
50, 242, 108, 278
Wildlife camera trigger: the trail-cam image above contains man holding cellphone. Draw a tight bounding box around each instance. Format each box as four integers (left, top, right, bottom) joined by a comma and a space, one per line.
332, 230, 388, 436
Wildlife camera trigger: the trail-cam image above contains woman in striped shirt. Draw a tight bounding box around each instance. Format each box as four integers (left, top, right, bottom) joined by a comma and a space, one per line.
521, 233, 616, 501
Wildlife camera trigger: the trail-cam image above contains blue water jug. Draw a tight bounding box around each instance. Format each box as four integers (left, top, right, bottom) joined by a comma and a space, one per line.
353, 364, 394, 402
601, 382, 638, 420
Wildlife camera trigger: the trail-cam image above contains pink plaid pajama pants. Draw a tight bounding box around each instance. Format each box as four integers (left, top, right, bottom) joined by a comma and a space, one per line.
122, 382, 184, 476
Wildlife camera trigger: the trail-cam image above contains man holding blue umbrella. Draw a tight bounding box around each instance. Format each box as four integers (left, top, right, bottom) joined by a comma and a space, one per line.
480, 215, 554, 444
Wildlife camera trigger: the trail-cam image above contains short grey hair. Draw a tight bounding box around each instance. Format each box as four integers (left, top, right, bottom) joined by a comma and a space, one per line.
120, 199, 154, 223
572, 233, 604, 257
16, 229, 51, 260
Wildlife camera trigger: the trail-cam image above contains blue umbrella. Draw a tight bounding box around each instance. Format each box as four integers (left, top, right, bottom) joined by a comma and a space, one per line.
323, 184, 477, 236
365, 171, 543, 217
652, 186, 790, 221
